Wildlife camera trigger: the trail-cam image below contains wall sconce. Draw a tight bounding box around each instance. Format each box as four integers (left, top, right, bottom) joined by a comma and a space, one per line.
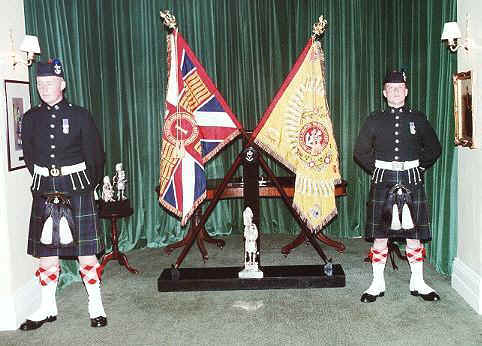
441, 21, 470, 52
11, 31, 41, 68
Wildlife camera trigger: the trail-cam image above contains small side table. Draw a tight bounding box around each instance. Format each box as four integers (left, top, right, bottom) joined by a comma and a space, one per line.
99, 206, 138, 274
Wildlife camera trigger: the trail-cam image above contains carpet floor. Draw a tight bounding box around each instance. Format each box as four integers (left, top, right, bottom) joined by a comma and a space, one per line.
2, 234, 481, 345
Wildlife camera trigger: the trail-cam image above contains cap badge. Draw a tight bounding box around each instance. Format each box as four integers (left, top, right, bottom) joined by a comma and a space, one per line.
54, 63, 61, 75
52, 58, 62, 75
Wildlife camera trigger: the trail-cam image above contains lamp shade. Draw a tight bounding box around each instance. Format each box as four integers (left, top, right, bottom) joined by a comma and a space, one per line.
19, 35, 41, 54
441, 22, 462, 40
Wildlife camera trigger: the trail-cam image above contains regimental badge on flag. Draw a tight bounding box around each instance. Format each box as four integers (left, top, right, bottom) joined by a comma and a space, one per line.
159, 30, 241, 226
252, 37, 341, 232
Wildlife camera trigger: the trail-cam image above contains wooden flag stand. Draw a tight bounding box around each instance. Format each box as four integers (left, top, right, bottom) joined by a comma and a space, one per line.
158, 131, 346, 292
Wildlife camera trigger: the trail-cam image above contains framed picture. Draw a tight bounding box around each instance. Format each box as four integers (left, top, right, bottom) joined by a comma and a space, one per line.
453, 71, 474, 148
4, 80, 31, 171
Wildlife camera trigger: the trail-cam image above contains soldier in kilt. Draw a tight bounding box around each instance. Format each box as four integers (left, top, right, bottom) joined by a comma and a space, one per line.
354, 70, 442, 303
20, 59, 107, 330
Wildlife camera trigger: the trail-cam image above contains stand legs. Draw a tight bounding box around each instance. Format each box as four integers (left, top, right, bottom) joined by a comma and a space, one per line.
100, 216, 139, 274
164, 209, 225, 262
281, 231, 346, 256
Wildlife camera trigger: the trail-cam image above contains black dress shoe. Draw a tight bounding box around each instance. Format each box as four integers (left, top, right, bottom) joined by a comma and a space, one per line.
90, 316, 108, 327
19, 316, 57, 331
410, 290, 440, 301
360, 291, 384, 303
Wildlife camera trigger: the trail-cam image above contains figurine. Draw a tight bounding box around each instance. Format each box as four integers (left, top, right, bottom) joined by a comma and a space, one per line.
244, 208, 258, 267
101, 176, 115, 202
112, 162, 127, 200
239, 207, 263, 279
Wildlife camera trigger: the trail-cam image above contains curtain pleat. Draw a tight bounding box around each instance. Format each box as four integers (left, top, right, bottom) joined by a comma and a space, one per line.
24, 0, 457, 288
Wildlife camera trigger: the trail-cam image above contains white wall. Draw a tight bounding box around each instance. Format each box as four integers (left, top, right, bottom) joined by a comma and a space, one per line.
452, 0, 482, 315
0, 0, 40, 331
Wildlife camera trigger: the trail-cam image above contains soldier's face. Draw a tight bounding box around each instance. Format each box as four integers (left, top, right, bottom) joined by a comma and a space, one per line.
36, 76, 66, 106
383, 83, 408, 108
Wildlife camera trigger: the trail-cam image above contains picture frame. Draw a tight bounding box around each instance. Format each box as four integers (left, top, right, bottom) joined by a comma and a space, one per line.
4, 80, 31, 171
453, 71, 474, 148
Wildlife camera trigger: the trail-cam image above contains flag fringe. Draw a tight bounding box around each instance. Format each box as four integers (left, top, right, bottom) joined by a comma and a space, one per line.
254, 139, 297, 174
158, 198, 183, 218
180, 190, 207, 227
292, 202, 338, 233
202, 129, 241, 163
158, 190, 207, 227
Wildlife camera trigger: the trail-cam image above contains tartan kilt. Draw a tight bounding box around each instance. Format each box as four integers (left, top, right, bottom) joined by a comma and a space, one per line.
27, 191, 104, 258
365, 170, 431, 242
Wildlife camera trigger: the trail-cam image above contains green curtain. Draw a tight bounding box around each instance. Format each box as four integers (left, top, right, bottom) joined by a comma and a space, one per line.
24, 0, 457, 287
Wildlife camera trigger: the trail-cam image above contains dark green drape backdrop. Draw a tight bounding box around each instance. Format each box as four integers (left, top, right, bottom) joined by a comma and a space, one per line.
24, 0, 457, 286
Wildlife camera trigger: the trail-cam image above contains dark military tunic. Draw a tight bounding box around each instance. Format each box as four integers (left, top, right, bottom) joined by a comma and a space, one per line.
354, 107, 441, 241
22, 99, 105, 257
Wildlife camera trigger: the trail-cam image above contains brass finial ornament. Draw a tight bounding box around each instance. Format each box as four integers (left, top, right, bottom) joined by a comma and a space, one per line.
312, 15, 328, 39
160, 10, 177, 31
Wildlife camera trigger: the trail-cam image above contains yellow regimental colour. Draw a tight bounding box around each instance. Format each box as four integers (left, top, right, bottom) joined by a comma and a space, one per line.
254, 39, 341, 232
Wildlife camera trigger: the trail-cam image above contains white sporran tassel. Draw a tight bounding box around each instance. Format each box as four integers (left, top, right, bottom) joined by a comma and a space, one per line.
390, 204, 401, 230
401, 203, 414, 230
93, 184, 100, 200
59, 216, 74, 245
40, 216, 53, 245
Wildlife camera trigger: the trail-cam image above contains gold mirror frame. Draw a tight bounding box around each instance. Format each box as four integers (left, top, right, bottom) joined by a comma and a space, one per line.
453, 71, 474, 148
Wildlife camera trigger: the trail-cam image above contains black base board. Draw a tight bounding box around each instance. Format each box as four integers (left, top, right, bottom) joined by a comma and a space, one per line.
158, 264, 345, 292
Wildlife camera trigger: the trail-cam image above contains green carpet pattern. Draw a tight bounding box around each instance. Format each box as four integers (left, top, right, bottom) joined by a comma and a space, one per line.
3, 235, 481, 345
